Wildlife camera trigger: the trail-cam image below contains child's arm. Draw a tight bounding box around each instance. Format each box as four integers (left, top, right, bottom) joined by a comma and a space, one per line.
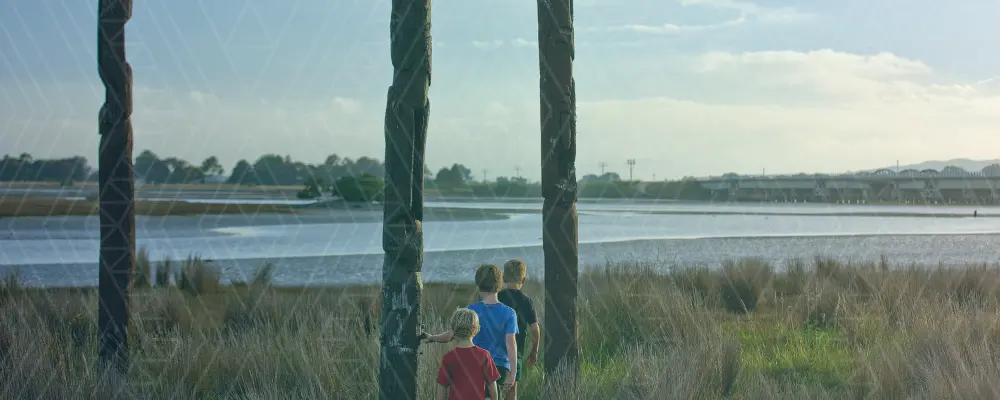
487, 381, 499, 400
527, 322, 541, 365
524, 297, 540, 365
503, 309, 519, 389
436, 384, 448, 400
425, 330, 454, 343
505, 333, 518, 387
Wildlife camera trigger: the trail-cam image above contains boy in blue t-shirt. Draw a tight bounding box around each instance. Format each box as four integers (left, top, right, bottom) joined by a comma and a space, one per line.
426, 264, 519, 398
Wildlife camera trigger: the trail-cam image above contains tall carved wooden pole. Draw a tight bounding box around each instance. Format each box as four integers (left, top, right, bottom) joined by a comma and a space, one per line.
96, 0, 135, 372
378, 0, 431, 398
538, 0, 580, 378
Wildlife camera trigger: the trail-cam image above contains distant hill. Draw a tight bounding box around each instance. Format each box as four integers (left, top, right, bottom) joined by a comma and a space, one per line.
861, 158, 1000, 174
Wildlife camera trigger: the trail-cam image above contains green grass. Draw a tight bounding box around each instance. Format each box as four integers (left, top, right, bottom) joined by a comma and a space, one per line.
730, 322, 855, 389
5, 257, 1000, 399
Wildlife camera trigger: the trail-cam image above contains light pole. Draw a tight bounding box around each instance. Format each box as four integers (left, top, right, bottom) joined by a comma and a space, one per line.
627, 159, 636, 182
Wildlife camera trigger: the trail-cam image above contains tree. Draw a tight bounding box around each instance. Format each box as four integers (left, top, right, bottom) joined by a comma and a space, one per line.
434, 167, 459, 187
227, 160, 255, 185
160, 157, 203, 184
434, 163, 472, 188
453, 163, 473, 183
333, 173, 384, 202
324, 154, 341, 167
200, 156, 224, 176
297, 177, 326, 199
253, 154, 298, 185
135, 150, 169, 184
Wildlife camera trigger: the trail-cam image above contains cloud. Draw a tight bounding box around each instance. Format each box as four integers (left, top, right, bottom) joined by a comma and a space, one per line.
569, 49, 1000, 175
678, 0, 814, 23
605, 17, 746, 35
471, 40, 505, 49
686, 50, 973, 104
468, 38, 538, 49
456, 48, 1000, 177
332, 97, 361, 114
597, 0, 812, 35
188, 90, 219, 106
511, 38, 537, 48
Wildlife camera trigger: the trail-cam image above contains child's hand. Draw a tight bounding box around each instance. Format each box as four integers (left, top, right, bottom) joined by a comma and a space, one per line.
526, 350, 538, 366
502, 376, 515, 393
418, 331, 429, 342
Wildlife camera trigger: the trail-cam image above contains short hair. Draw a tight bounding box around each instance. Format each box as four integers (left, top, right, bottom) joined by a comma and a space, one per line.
503, 259, 527, 283
475, 264, 502, 293
451, 308, 479, 340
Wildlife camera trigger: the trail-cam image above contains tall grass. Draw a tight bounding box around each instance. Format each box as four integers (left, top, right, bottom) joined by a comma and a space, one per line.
175, 255, 221, 295
132, 248, 152, 289
6, 257, 1000, 398
155, 258, 173, 287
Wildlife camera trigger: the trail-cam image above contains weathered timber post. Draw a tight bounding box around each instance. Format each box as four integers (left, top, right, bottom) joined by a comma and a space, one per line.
378, 0, 431, 398
96, 0, 135, 372
537, 0, 580, 379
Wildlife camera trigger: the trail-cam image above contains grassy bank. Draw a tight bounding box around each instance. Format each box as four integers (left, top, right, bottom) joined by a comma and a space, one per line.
0, 181, 303, 192
5, 257, 1000, 398
0, 196, 298, 217
0, 196, 513, 221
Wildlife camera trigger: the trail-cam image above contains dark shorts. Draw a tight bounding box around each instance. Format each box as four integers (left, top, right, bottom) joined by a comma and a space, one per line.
486, 360, 522, 398
497, 359, 522, 383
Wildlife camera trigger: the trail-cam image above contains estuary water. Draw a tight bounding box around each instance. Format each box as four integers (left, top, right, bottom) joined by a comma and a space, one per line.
2, 199, 1000, 287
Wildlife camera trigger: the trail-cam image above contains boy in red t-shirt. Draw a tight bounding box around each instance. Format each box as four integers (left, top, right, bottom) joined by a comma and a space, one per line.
436, 308, 501, 400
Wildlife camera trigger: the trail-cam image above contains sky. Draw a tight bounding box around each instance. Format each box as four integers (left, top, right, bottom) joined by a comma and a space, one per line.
2, 0, 1000, 181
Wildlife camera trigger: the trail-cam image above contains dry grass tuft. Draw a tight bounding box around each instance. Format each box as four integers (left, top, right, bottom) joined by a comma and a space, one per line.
176, 255, 221, 295
132, 248, 152, 289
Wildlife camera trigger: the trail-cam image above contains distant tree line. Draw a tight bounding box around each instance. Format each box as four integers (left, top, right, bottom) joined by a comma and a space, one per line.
0, 153, 89, 186
134, 150, 222, 184
2, 151, 716, 201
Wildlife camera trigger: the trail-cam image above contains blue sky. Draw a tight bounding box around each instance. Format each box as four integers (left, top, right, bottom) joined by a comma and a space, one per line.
3, 0, 1000, 180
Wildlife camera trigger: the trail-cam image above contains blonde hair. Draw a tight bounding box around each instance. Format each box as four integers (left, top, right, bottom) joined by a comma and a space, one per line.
503, 259, 527, 283
450, 308, 479, 340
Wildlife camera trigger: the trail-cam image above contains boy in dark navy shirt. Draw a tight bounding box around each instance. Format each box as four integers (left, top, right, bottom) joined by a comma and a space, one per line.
497, 259, 540, 400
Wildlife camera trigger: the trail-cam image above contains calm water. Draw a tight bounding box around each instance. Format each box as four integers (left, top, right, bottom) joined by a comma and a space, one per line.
3, 199, 1000, 287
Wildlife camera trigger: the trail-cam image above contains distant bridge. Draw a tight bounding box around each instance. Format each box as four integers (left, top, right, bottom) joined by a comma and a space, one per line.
690, 167, 1000, 203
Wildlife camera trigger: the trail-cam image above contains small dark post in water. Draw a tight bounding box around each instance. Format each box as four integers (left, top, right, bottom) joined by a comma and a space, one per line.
96, 0, 135, 372
974, 210, 978, 217
378, 0, 431, 398
537, 0, 581, 378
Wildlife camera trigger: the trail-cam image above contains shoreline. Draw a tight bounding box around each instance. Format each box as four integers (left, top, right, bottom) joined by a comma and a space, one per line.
0, 196, 513, 222
0, 201, 992, 221
6, 232, 1000, 288
8, 244, 1000, 291
4, 183, 999, 207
